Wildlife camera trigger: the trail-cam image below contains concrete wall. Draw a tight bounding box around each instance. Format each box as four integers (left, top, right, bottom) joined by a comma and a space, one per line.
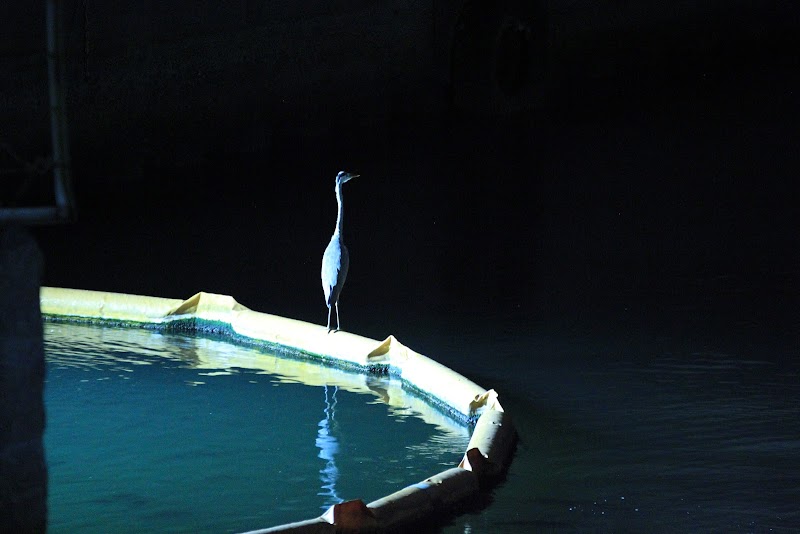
1, 1, 794, 192
1, 1, 454, 173
0, 227, 47, 533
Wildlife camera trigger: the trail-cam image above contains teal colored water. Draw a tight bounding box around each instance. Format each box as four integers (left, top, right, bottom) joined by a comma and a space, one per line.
43, 323, 471, 533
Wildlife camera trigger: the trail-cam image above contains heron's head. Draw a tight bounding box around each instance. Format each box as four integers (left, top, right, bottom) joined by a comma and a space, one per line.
336, 171, 359, 185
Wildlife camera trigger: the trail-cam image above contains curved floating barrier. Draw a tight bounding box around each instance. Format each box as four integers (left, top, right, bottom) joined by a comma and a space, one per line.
40, 287, 517, 533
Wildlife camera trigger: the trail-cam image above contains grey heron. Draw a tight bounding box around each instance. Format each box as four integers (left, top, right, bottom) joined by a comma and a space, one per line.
321, 171, 359, 332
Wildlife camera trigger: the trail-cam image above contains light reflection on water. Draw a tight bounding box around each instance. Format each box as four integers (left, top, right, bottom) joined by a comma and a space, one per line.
316, 384, 342, 510
43, 322, 471, 533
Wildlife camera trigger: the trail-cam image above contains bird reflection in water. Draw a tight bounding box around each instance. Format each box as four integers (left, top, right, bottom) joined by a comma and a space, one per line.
316, 385, 342, 509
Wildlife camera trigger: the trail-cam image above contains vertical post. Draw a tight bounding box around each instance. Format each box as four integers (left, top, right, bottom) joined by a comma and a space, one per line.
0, 226, 47, 533
46, 0, 75, 221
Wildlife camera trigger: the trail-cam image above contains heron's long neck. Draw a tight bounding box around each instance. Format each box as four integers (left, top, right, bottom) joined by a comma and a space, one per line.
334, 182, 344, 239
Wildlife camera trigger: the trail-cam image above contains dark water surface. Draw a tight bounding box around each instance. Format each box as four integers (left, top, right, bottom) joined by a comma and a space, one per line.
419, 298, 799, 533
43, 323, 470, 533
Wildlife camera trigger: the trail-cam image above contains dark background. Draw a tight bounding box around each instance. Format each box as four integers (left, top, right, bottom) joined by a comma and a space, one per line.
3, 2, 799, 531
3, 1, 795, 343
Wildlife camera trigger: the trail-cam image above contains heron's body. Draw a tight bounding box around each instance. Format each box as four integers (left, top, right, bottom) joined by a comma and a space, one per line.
321, 234, 349, 310
321, 171, 358, 332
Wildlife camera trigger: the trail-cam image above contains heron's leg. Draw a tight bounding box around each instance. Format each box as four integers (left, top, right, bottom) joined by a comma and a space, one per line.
326, 306, 332, 333
334, 302, 341, 332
